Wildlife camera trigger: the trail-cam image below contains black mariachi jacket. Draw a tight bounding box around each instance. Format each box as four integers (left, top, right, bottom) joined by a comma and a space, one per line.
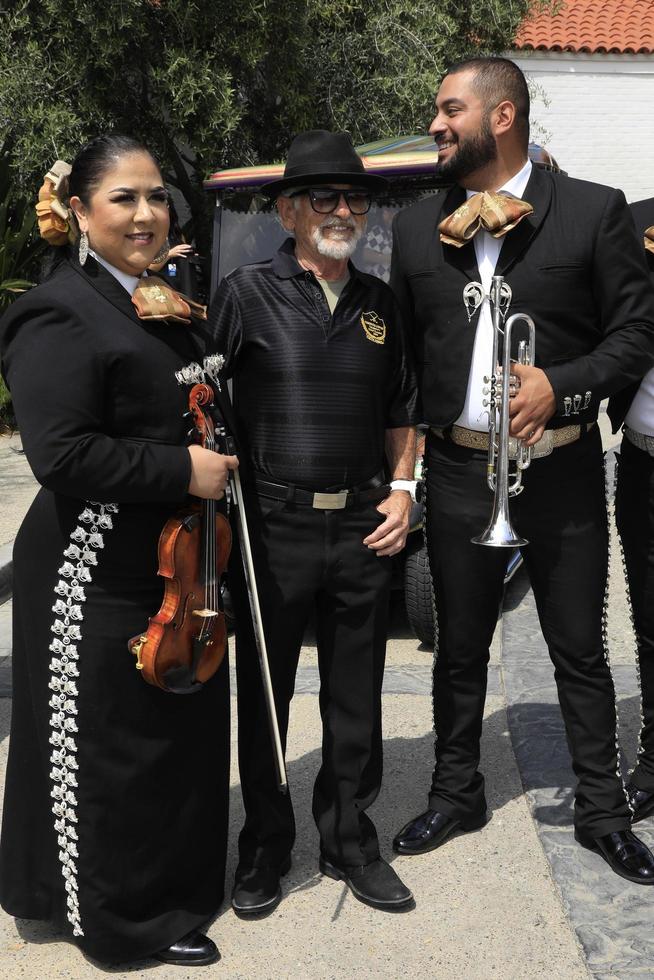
630, 197, 654, 274
390, 165, 654, 432
0, 256, 236, 503
607, 198, 654, 428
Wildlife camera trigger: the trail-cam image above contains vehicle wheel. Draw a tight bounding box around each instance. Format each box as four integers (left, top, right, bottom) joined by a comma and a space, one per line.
404, 538, 435, 647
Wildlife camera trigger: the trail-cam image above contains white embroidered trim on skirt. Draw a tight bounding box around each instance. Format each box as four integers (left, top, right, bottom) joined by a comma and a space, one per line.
48, 501, 119, 937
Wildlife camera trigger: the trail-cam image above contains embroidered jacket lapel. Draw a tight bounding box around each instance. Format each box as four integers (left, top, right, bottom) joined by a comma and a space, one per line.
495, 165, 553, 279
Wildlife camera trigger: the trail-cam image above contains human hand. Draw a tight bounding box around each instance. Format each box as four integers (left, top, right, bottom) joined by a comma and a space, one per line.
187, 445, 239, 499
363, 490, 412, 557
167, 243, 195, 260
508, 364, 556, 447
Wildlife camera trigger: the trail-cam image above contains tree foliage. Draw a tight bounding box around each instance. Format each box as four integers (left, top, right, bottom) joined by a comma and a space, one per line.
0, 153, 45, 311
307, 0, 553, 142
0, 0, 552, 250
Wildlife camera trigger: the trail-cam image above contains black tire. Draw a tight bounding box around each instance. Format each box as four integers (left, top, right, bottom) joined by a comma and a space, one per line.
404, 538, 435, 647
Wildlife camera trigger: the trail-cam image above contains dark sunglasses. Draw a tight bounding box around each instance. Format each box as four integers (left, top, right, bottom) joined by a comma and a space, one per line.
291, 187, 372, 215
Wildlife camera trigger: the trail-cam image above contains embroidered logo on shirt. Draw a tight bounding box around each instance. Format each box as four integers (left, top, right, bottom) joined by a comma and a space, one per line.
361, 311, 386, 345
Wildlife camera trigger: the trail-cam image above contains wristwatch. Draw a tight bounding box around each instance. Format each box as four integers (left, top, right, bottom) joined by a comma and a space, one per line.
390, 479, 422, 503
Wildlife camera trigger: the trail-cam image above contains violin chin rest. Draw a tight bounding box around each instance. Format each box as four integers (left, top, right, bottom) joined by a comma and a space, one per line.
162, 664, 204, 695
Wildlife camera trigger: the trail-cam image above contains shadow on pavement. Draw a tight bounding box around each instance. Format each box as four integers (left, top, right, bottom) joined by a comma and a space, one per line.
8, 688, 646, 971
8, 705, 524, 970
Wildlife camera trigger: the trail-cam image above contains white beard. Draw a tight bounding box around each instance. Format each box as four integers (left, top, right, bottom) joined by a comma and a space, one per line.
311, 216, 365, 260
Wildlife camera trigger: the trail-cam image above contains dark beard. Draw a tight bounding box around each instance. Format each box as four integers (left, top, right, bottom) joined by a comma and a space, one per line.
436, 120, 497, 182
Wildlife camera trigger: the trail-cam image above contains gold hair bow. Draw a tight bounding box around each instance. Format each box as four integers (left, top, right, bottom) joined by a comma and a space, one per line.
439, 191, 533, 248
131, 276, 207, 324
35, 160, 74, 245
645, 226, 654, 255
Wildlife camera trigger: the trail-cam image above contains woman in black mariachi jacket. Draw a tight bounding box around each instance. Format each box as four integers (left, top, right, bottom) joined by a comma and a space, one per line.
0, 136, 237, 966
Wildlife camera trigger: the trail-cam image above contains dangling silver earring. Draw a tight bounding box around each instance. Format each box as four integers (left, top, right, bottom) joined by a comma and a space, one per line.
78, 231, 89, 266
152, 238, 170, 265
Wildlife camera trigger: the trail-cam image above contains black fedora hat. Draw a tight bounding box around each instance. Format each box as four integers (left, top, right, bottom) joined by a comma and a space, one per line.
261, 130, 388, 198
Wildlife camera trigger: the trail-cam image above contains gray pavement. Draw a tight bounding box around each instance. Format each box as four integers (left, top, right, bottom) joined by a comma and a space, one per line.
0, 409, 651, 978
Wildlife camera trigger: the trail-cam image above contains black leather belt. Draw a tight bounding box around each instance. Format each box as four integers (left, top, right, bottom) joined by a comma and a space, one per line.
251, 473, 390, 510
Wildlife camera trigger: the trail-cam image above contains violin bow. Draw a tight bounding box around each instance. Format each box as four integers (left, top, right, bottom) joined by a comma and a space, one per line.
216, 383, 288, 795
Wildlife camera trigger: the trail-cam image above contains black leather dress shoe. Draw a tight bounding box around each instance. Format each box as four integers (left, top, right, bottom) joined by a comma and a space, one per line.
627, 782, 654, 824
575, 829, 654, 885
319, 856, 413, 910
393, 808, 487, 855
155, 929, 220, 965
231, 856, 292, 915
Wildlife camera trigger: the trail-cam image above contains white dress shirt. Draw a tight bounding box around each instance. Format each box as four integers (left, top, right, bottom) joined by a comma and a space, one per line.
455, 160, 533, 431
89, 249, 140, 296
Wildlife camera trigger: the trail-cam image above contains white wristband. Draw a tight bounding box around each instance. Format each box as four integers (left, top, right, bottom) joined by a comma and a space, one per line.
390, 479, 419, 502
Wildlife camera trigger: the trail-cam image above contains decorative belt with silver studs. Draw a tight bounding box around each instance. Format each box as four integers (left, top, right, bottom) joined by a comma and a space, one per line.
430, 422, 595, 459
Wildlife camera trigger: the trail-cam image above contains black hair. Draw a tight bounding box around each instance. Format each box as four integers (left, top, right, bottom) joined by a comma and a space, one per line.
444, 57, 530, 147
167, 195, 183, 245
66, 134, 159, 207
41, 134, 161, 279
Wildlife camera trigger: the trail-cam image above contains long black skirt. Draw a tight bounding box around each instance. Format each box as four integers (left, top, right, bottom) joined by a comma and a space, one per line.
0, 489, 230, 963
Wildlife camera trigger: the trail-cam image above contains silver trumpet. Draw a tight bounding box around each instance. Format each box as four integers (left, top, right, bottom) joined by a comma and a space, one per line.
468, 274, 536, 548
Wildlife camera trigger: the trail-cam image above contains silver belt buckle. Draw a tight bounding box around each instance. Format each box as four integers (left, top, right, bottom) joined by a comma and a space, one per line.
312, 490, 348, 510
507, 430, 553, 461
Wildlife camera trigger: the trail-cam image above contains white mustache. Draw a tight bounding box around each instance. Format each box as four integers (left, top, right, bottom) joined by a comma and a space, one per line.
320, 216, 357, 231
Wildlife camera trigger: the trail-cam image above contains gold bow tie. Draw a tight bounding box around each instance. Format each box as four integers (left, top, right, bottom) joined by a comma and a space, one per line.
439, 191, 533, 248
644, 226, 654, 255
131, 276, 207, 324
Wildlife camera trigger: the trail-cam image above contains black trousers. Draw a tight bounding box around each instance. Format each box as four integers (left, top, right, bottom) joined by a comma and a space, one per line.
425, 425, 630, 836
230, 494, 392, 869
615, 438, 654, 792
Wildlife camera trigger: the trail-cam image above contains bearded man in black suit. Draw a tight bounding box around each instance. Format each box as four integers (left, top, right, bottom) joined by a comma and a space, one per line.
613, 198, 654, 827
390, 56, 654, 884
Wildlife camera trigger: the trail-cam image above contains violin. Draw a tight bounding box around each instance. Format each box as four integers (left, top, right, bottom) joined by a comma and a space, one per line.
127, 382, 232, 694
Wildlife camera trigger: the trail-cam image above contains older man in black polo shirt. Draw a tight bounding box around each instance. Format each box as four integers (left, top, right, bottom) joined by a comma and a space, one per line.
209, 131, 418, 914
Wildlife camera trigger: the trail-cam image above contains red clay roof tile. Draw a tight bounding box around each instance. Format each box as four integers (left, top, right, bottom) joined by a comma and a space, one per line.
515, 0, 654, 54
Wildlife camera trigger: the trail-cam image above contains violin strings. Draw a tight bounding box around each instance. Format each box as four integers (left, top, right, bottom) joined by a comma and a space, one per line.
196, 402, 222, 646
201, 421, 218, 641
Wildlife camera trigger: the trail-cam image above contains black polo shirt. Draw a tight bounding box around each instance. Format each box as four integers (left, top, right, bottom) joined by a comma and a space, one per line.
208, 238, 417, 491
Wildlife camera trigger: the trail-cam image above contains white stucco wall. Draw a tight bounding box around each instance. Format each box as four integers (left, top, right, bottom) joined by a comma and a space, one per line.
511, 51, 654, 203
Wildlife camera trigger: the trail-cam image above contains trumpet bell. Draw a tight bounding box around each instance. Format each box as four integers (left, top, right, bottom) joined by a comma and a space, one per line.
471, 521, 528, 547
471, 506, 528, 548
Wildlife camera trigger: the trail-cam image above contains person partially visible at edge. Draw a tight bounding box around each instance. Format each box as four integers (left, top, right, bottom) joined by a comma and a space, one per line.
0, 135, 238, 966
148, 194, 198, 291
612, 198, 654, 827
208, 130, 418, 915
390, 57, 654, 885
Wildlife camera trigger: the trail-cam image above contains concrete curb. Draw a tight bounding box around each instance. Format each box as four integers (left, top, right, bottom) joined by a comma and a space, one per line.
0, 541, 13, 605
